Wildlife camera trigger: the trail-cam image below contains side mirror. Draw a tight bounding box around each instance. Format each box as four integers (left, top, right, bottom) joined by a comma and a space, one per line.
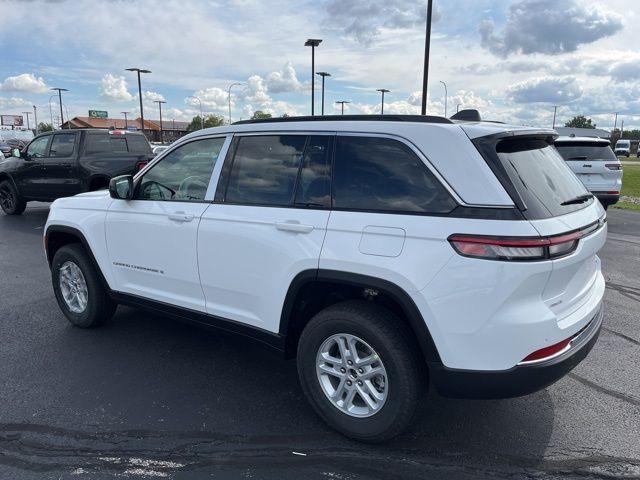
109, 175, 134, 200
11, 148, 21, 158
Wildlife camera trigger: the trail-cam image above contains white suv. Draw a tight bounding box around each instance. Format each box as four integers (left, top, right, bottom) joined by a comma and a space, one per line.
44, 114, 606, 442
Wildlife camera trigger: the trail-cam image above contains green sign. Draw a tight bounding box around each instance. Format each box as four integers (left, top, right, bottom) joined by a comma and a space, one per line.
89, 110, 108, 119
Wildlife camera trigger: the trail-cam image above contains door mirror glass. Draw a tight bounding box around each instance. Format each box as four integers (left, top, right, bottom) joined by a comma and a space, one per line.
11, 148, 21, 158
109, 175, 134, 200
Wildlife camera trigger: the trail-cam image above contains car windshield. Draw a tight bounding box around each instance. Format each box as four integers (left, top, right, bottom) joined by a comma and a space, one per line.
615, 141, 630, 148
555, 142, 617, 161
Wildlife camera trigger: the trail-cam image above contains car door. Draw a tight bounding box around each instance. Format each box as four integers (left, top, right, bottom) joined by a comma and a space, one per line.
15, 134, 51, 198
105, 135, 231, 311
41, 132, 81, 199
197, 133, 333, 332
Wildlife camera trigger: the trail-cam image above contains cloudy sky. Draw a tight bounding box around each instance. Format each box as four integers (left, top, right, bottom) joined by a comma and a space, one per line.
1, 0, 639, 129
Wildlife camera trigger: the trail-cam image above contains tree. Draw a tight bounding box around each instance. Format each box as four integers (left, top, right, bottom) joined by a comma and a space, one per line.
37, 122, 53, 132
564, 115, 596, 129
251, 110, 272, 120
186, 114, 225, 131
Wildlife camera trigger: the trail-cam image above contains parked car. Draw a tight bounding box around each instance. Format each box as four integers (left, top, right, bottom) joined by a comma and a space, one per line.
0, 129, 153, 215
554, 136, 622, 209
0, 150, 5, 162
0, 129, 33, 156
44, 114, 605, 442
152, 145, 169, 156
614, 139, 631, 157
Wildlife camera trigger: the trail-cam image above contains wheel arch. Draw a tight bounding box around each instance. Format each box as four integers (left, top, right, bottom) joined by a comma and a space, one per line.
279, 269, 442, 364
0, 172, 18, 190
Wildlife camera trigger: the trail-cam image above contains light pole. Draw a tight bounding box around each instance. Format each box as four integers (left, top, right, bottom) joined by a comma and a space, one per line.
126, 68, 151, 136
376, 89, 390, 115
187, 95, 204, 129
305, 38, 322, 116
51, 87, 68, 128
33, 106, 38, 134
316, 72, 331, 115
48, 94, 56, 128
335, 100, 350, 115
121, 111, 129, 129
155, 100, 166, 144
227, 82, 243, 124
421, 0, 434, 115
456, 103, 462, 113
439, 80, 448, 117
22, 111, 32, 130
552, 105, 558, 129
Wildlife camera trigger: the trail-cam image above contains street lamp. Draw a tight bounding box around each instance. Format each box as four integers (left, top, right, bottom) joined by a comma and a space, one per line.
456, 103, 462, 113
305, 38, 322, 116
33, 106, 38, 134
335, 100, 350, 115
121, 111, 129, 129
376, 89, 390, 115
155, 100, 166, 144
227, 82, 243, 124
421, 0, 434, 115
552, 105, 558, 129
22, 111, 32, 130
439, 80, 448, 117
48, 94, 56, 128
50, 87, 68, 128
126, 68, 151, 136
187, 95, 204, 129
316, 72, 331, 115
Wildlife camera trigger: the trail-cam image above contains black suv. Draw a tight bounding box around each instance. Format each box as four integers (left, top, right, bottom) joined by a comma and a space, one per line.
0, 129, 153, 215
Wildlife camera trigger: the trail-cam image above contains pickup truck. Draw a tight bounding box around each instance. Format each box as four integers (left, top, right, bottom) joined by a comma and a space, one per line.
0, 129, 153, 215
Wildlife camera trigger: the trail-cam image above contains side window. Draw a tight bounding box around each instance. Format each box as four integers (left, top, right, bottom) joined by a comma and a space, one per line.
137, 137, 226, 201
49, 134, 76, 158
225, 135, 307, 206
26, 136, 50, 158
333, 136, 456, 213
110, 137, 127, 153
85, 134, 111, 154
294, 135, 332, 207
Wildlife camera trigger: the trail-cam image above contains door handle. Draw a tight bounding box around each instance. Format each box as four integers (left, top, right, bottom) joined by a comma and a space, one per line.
168, 211, 194, 222
275, 221, 314, 234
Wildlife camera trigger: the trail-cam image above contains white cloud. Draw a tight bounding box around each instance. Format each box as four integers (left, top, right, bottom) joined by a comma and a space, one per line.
0, 73, 49, 93
266, 61, 305, 93
0, 96, 32, 109
99, 74, 133, 102
507, 76, 583, 104
188, 87, 230, 112
480, 0, 623, 57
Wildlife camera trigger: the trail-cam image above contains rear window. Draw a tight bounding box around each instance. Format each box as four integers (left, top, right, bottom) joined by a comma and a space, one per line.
85, 132, 152, 154
555, 142, 616, 161
495, 137, 591, 218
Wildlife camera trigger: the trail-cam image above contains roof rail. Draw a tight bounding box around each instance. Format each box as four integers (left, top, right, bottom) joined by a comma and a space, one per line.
233, 114, 453, 125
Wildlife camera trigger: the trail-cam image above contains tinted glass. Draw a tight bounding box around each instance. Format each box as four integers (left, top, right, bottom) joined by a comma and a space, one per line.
497, 138, 590, 217
127, 134, 152, 154
294, 135, 332, 207
333, 136, 456, 213
49, 134, 76, 157
137, 137, 225, 201
555, 142, 616, 161
225, 135, 306, 206
27, 136, 50, 157
110, 137, 127, 153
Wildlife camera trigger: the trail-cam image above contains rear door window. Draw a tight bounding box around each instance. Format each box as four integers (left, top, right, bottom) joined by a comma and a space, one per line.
332, 136, 456, 213
49, 133, 76, 157
496, 137, 591, 217
85, 132, 150, 154
555, 142, 616, 161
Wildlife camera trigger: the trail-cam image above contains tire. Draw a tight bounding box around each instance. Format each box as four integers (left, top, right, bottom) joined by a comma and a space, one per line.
0, 180, 26, 215
297, 300, 424, 442
51, 244, 117, 328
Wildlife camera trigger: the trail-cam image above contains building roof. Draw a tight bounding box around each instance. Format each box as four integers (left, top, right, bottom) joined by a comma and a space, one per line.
62, 117, 190, 131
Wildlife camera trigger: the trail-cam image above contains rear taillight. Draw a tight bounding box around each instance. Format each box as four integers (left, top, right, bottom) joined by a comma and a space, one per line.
448, 222, 603, 262
605, 164, 622, 170
135, 161, 149, 171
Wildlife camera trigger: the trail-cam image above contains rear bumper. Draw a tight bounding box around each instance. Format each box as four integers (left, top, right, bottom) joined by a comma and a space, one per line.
430, 305, 603, 399
593, 193, 620, 207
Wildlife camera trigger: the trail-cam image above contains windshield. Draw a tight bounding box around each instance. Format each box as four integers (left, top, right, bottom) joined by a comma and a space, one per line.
555, 142, 617, 161
615, 140, 630, 148
496, 137, 591, 218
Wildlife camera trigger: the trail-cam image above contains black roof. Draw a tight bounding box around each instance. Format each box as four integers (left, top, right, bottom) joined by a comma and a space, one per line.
233, 114, 453, 125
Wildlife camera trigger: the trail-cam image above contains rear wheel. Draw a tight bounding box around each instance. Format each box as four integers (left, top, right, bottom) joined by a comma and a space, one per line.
51, 244, 117, 327
297, 300, 423, 442
0, 180, 26, 215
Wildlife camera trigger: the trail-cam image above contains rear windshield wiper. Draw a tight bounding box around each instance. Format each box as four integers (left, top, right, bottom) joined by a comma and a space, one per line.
561, 193, 593, 206
567, 156, 588, 160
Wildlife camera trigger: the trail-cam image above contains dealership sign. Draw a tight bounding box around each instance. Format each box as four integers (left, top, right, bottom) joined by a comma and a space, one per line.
89, 110, 108, 119
1, 115, 24, 127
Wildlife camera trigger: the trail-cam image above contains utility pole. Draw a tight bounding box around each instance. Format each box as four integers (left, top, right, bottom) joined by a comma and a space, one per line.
126, 68, 151, 137
155, 100, 166, 144
305, 39, 322, 116
316, 72, 331, 115
612, 112, 619, 144
335, 100, 350, 115
122, 111, 129, 129
22, 111, 32, 130
552, 105, 558, 129
421, 0, 434, 115
33, 106, 38, 134
376, 89, 390, 115
50, 87, 68, 128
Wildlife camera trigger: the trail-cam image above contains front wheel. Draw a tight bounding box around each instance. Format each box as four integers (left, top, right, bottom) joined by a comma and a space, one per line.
0, 180, 26, 215
297, 300, 424, 442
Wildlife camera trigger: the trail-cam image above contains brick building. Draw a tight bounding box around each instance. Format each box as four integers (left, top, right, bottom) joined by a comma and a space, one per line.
61, 116, 189, 143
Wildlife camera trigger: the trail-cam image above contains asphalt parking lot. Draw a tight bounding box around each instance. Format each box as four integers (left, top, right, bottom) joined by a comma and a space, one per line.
1, 204, 639, 480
